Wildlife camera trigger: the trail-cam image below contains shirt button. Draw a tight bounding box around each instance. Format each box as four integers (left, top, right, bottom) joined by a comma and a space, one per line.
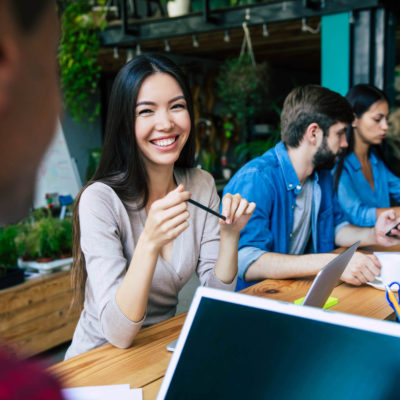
288, 184, 293, 188
292, 205, 295, 209
289, 233, 293, 238
296, 185, 301, 190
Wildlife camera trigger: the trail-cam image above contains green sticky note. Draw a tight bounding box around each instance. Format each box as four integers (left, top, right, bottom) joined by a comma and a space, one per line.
294, 296, 338, 309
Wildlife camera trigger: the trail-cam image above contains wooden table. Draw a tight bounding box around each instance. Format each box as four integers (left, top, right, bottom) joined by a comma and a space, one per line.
48, 275, 395, 399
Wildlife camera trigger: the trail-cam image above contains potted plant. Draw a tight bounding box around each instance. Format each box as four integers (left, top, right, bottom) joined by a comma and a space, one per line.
0, 225, 25, 290
16, 218, 61, 262
59, 0, 108, 121
215, 55, 269, 143
15, 212, 74, 274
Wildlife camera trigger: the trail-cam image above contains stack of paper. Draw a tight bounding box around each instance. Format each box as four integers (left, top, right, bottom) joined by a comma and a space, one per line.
62, 384, 142, 400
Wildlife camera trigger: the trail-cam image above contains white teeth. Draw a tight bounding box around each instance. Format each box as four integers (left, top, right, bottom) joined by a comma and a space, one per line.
152, 138, 176, 147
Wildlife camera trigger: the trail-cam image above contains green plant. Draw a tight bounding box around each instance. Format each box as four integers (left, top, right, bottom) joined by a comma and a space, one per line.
15, 214, 73, 260
233, 136, 279, 169
0, 225, 21, 269
59, 218, 73, 255
86, 147, 102, 182
59, 0, 107, 121
215, 55, 269, 138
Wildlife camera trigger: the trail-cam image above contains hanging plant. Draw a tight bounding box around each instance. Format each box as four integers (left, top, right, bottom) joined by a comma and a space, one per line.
215, 55, 269, 123
59, 1, 107, 122
216, 22, 269, 140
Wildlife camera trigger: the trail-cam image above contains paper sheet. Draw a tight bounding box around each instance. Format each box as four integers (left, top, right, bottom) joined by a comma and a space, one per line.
61, 384, 142, 400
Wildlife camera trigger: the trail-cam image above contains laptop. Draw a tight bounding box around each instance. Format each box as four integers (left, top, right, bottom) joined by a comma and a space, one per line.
157, 284, 400, 400
301, 240, 360, 307
166, 241, 360, 351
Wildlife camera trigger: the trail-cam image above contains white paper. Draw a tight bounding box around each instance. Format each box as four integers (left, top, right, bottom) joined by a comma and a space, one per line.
61, 384, 142, 400
367, 252, 400, 290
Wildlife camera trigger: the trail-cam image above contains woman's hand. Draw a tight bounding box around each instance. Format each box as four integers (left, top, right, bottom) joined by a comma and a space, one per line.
220, 193, 256, 233
142, 184, 190, 252
374, 209, 400, 247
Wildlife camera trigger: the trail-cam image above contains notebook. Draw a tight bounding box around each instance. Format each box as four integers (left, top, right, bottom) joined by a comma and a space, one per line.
157, 285, 400, 400
166, 241, 360, 352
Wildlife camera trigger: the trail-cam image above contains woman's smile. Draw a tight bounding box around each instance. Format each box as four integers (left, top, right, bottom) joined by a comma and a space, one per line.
135, 73, 191, 168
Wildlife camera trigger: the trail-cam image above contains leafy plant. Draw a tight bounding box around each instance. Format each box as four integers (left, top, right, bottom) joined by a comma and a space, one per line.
0, 225, 21, 268
59, 218, 73, 255
215, 56, 269, 125
233, 136, 279, 169
59, 0, 107, 121
15, 213, 73, 260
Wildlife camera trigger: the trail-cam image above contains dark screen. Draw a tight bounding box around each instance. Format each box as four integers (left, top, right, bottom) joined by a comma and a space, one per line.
164, 298, 400, 400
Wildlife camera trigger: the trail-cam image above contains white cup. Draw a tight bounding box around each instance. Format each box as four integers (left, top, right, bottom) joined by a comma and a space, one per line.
375, 252, 400, 285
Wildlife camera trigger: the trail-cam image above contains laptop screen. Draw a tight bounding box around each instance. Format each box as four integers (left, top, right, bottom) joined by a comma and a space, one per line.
158, 288, 400, 400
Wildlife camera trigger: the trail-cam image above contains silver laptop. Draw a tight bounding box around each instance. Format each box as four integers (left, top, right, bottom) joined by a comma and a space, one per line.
157, 283, 400, 400
302, 240, 360, 307
166, 241, 360, 352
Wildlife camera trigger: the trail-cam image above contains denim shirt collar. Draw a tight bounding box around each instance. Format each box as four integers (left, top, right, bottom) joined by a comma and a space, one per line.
347, 151, 378, 171
274, 141, 319, 194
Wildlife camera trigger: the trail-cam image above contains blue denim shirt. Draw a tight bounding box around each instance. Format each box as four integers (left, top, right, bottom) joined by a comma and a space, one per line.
223, 141, 347, 290
335, 151, 400, 227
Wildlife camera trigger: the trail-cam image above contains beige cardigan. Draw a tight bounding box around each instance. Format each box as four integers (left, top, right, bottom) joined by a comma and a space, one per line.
65, 168, 237, 359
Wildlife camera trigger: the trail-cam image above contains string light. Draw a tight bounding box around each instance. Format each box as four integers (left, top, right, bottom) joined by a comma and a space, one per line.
113, 47, 119, 59
164, 39, 171, 52
136, 43, 141, 56
126, 49, 134, 63
224, 30, 230, 43
262, 23, 269, 37
349, 11, 355, 24
192, 34, 199, 48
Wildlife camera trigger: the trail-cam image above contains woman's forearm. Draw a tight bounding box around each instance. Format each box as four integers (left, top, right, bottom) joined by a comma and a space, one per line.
213, 229, 240, 284
115, 234, 159, 322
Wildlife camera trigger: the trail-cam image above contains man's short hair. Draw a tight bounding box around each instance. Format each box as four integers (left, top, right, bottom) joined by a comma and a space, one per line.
281, 85, 354, 148
9, 0, 52, 32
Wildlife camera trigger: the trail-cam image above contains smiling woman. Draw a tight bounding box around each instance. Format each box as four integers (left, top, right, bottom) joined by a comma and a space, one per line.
134, 73, 191, 169
65, 54, 255, 359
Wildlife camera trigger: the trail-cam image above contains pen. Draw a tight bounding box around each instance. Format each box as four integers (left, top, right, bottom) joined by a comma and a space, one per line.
385, 284, 400, 320
187, 199, 226, 221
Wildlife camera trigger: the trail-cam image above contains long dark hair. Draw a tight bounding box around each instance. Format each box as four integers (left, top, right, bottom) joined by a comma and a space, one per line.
334, 84, 389, 190
71, 54, 196, 310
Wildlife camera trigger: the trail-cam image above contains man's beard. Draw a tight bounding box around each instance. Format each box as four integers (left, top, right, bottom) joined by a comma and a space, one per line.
313, 138, 342, 170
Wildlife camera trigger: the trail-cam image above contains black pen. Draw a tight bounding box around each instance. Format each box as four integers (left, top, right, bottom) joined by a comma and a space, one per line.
187, 198, 226, 221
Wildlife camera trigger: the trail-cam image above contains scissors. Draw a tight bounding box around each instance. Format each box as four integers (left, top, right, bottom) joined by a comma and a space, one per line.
385, 281, 400, 321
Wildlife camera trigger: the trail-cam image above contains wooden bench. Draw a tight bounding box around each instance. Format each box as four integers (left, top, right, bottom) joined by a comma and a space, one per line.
0, 270, 80, 357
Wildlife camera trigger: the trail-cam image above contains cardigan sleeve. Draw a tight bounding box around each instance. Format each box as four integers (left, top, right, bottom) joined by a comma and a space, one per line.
79, 184, 144, 348
195, 173, 237, 291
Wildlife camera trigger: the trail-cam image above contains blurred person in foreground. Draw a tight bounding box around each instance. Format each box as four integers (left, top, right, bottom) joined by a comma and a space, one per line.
0, 0, 64, 398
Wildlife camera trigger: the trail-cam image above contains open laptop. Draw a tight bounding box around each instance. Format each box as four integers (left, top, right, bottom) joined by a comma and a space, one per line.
166, 241, 360, 351
157, 284, 400, 400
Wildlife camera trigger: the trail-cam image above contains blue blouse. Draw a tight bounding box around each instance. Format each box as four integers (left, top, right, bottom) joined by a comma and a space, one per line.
335, 151, 400, 227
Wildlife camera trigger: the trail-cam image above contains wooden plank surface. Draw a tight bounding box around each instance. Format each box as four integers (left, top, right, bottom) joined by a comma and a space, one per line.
0, 270, 79, 357
241, 277, 315, 302
49, 313, 185, 389
330, 283, 395, 320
